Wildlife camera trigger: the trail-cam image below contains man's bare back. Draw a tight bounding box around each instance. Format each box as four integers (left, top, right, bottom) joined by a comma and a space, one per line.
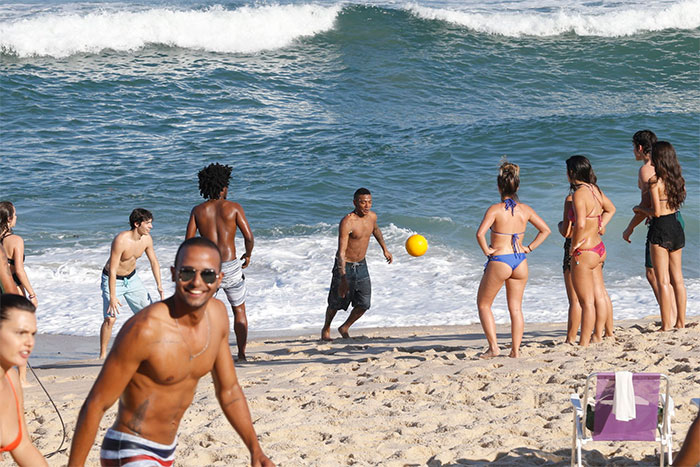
187, 164, 255, 361
186, 199, 251, 263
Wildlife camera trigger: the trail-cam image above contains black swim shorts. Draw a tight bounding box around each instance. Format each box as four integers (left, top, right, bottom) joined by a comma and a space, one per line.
648, 212, 685, 252
327, 259, 371, 311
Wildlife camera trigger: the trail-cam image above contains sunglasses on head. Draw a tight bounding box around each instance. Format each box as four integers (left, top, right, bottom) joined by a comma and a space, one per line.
177, 267, 219, 284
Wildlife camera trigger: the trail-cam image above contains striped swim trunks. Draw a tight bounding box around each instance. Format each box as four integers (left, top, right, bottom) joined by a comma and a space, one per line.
100, 428, 176, 466
219, 258, 247, 307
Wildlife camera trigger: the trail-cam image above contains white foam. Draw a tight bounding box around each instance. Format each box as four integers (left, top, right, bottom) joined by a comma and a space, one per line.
407, 0, 700, 37
26, 225, 699, 338
0, 4, 341, 58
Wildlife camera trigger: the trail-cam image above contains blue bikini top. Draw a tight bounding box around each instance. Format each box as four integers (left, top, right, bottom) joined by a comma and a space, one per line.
491, 198, 524, 254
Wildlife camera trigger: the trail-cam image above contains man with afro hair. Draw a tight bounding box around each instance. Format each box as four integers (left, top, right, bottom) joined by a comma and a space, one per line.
186, 163, 254, 361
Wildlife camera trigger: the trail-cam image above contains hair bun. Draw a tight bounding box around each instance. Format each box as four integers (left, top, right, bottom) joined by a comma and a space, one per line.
499, 161, 519, 177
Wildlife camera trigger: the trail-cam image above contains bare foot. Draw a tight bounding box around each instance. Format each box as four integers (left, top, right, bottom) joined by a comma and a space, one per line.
509, 349, 520, 358
21, 380, 33, 388
99, 354, 106, 360
674, 323, 685, 329
479, 348, 500, 359
237, 353, 247, 362
338, 326, 350, 339
321, 327, 332, 341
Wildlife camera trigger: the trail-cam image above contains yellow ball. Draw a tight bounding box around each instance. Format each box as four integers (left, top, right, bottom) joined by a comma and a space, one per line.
405, 234, 428, 257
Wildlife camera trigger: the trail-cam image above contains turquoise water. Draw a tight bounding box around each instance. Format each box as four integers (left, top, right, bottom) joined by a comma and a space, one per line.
1, 0, 698, 336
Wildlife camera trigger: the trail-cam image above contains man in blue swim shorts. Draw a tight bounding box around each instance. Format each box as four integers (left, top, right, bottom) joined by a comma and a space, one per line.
100, 208, 165, 359
321, 188, 392, 341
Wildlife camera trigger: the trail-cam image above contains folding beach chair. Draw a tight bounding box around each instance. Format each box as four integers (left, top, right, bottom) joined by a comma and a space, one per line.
570, 372, 673, 467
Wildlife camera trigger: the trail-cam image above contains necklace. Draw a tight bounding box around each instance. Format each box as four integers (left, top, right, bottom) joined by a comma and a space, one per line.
174, 309, 211, 361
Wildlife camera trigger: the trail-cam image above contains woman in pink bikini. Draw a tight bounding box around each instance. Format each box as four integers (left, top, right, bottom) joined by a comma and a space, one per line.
566, 156, 616, 346
476, 161, 550, 358
0, 294, 46, 465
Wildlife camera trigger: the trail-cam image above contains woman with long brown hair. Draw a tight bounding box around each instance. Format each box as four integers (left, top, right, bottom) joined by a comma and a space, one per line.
476, 161, 550, 358
566, 156, 616, 346
635, 141, 686, 329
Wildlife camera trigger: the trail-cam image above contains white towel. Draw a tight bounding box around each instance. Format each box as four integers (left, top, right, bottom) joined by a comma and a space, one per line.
612, 371, 636, 421
661, 394, 675, 419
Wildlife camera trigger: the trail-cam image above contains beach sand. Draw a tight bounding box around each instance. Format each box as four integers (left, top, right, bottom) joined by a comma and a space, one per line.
5, 316, 699, 466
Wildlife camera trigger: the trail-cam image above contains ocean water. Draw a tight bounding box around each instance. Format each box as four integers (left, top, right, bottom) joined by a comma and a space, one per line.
1, 0, 698, 338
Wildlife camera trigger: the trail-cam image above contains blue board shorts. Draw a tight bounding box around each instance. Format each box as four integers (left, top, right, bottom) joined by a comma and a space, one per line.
327, 259, 371, 311
101, 268, 152, 319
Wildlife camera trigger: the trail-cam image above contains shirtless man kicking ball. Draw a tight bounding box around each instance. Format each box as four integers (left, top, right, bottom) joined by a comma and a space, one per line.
321, 188, 393, 341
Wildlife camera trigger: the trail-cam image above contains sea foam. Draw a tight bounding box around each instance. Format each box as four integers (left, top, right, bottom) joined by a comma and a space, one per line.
407, 0, 700, 37
26, 225, 700, 337
0, 4, 341, 58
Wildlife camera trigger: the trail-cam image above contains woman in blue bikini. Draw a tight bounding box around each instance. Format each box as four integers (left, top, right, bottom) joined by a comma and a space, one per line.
476, 161, 550, 358
566, 156, 616, 346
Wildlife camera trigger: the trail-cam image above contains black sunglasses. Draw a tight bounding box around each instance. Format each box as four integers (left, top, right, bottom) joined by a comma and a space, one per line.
177, 267, 219, 284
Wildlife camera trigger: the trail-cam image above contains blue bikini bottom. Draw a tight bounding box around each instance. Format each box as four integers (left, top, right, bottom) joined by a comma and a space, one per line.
484, 253, 527, 271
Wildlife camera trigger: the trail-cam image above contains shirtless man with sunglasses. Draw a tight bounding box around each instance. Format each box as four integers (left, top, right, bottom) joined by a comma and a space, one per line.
69, 237, 273, 467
